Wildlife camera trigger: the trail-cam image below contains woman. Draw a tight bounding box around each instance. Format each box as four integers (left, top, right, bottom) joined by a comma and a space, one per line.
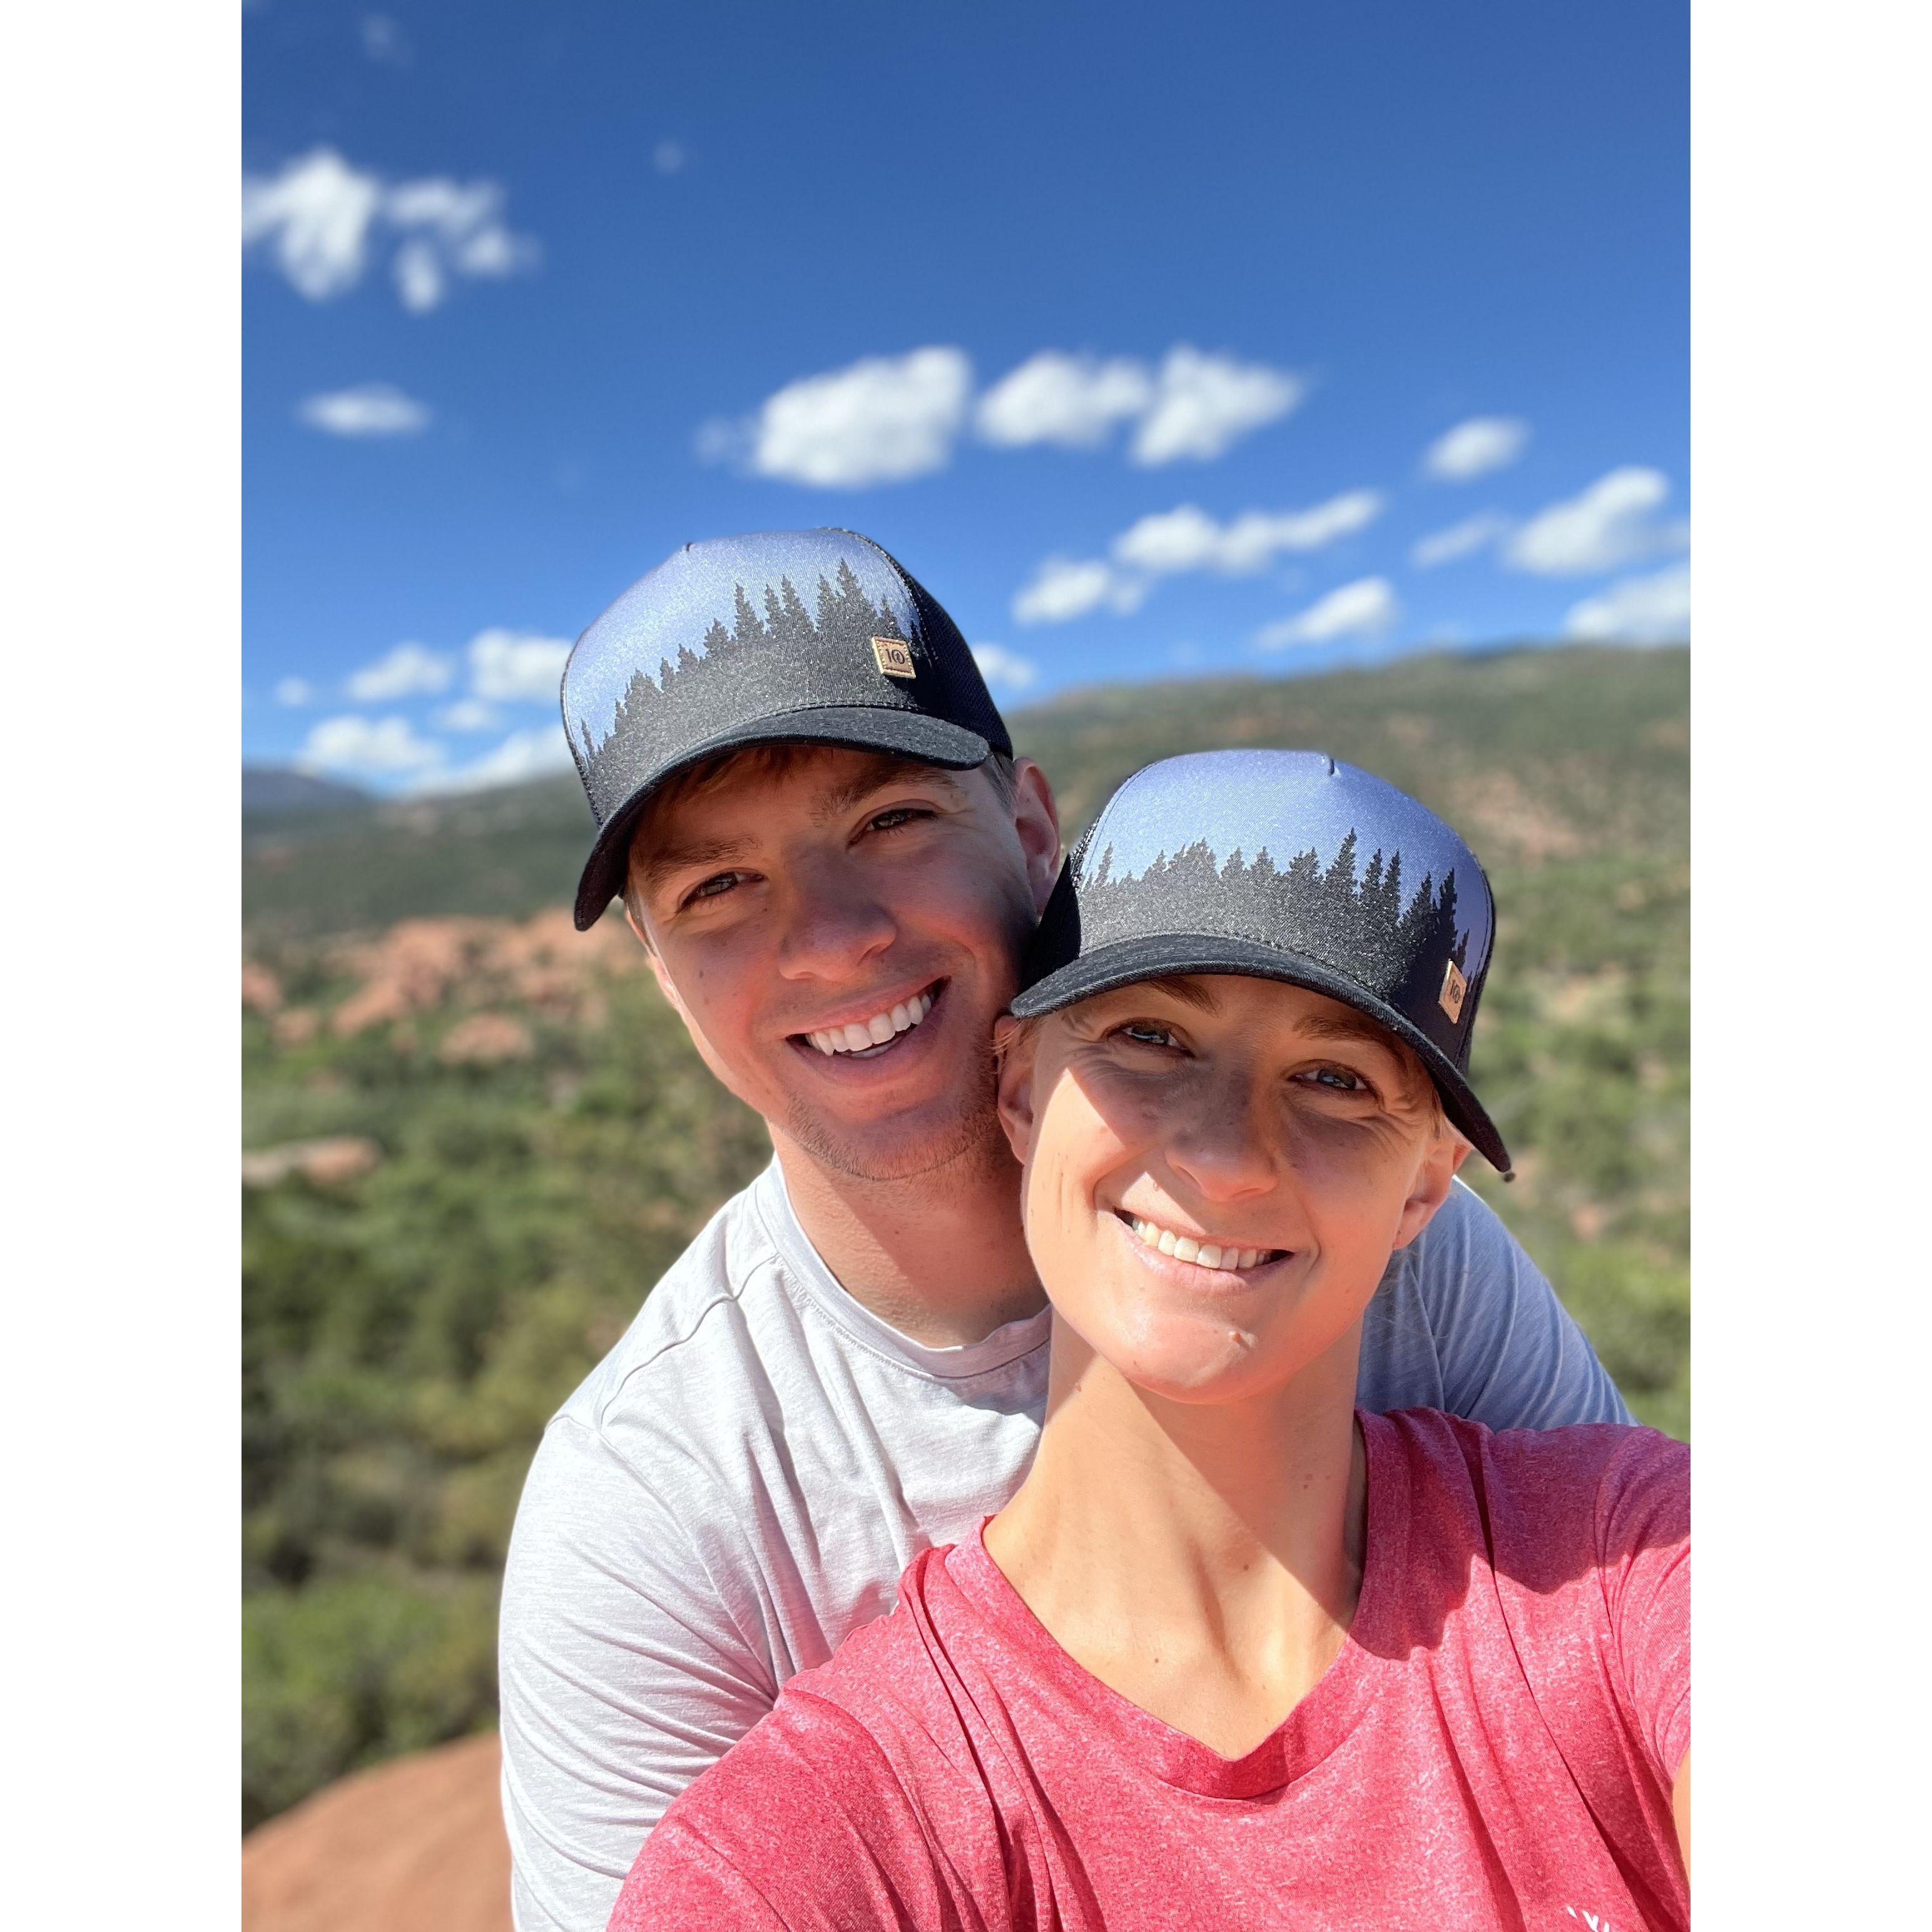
609, 749, 1689, 1931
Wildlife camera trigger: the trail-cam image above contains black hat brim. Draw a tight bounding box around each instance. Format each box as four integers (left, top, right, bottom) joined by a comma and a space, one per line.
571, 704, 992, 931
1010, 932, 1511, 1174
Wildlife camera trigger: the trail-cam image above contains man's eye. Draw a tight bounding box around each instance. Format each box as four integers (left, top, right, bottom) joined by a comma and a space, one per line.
1117, 1021, 1178, 1050
684, 872, 745, 905
867, 806, 930, 834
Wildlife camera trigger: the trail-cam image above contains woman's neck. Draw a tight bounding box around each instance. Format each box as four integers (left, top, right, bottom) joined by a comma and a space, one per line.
984, 1314, 1368, 1760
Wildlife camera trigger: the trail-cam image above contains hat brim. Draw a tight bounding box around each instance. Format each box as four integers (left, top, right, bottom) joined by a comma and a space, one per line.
572, 705, 992, 931
1010, 932, 1511, 1174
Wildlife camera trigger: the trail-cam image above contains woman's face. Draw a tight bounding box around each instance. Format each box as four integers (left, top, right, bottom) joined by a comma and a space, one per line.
997, 975, 1469, 1405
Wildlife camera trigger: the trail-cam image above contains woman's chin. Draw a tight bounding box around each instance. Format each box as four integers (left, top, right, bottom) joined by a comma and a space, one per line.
1104, 1324, 1289, 1405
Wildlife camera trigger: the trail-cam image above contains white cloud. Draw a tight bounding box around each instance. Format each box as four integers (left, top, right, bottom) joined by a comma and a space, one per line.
273, 677, 313, 708
360, 14, 410, 65
242, 148, 537, 313
1410, 511, 1514, 569
382, 175, 537, 312
1256, 577, 1401, 650
433, 698, 502, 733
241, 149, 385, 301
1505, 467, 1683, 576
1130, 347, 1304, 465
975, 352, 1154, 449
1112, 491, 1384, 576
1012, 558, 1146, 626
654, 140, 687, 176
971, 644, 1037, 692
297, 382, 430, 437
467, 628, 573, 703
705, 342, 1303, 486
715, 347, 974, 488
347, 641, 452, 701
412, 723, 576, 794
1423, 416, 1530, 481
392, 238, 445, 313
1565, 564, 1691, 643
300, 714, 443, 775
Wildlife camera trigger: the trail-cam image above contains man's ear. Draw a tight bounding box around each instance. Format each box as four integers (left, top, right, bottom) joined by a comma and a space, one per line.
1391, 1125, 1473, 1251
992, 1014, 1041, 1165
1010, 758, 1064, 915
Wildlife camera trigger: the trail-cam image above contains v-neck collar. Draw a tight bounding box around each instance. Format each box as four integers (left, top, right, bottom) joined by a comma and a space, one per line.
945, 1410, 1410, 1800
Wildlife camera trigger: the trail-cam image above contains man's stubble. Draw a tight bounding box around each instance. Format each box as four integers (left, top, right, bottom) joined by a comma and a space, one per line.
779, 1044, 1015, 1189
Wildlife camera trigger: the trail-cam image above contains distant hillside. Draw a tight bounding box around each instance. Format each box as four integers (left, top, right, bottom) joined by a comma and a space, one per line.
244, 766, 374, 819
243, 643, 1687, 940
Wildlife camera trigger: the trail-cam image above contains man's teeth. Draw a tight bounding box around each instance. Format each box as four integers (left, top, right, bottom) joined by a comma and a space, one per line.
1125, 1215, 1276, 1273
807, 991, 935, 1057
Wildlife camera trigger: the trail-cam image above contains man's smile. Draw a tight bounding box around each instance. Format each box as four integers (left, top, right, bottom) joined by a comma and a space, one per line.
788, 979, 949, 1064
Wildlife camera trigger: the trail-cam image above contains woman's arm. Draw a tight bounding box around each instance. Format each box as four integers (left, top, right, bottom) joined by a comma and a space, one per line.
1673, 1745, 1690, 1879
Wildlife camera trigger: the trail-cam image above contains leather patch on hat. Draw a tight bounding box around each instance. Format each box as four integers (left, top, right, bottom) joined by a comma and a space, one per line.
1439, 958, 1468, 1024
871, 636, 916, 679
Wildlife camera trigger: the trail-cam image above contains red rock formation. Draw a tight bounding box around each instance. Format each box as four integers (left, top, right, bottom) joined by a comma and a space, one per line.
242, 1733, 509, 1932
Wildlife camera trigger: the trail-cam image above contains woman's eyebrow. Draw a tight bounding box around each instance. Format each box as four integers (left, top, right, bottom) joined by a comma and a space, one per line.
1139, 974, 1222, 1013
1295, 1012, 1390, 1045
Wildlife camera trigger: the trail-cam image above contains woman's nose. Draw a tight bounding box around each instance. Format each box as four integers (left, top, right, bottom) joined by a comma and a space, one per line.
1161, 1082, 1276, 1203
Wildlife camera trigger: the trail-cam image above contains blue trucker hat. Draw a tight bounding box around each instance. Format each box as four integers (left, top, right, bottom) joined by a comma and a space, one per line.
561, 529, 1012, 930
1012, 749, 1510, 1171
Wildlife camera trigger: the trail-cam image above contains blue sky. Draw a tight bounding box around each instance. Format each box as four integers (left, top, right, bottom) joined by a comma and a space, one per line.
243, 0, 1688, 793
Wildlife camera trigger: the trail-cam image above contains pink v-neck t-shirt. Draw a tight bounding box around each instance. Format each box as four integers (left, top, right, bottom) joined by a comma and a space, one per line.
609, 1410, 1689, 1932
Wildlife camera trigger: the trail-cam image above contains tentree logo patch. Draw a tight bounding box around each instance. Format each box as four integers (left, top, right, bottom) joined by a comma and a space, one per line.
1439, 957, 1468, 1022
871, 636, 917, 679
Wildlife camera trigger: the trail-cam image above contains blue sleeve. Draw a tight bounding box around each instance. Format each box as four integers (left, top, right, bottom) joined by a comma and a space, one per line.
1357, 1179, 1634, 1429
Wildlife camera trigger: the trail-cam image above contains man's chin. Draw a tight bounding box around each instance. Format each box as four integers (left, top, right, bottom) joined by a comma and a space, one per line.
780, 1085, 1007, 1186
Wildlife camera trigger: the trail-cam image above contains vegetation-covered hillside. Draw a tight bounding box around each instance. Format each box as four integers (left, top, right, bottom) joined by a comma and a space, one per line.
242, 642, 1688, 1830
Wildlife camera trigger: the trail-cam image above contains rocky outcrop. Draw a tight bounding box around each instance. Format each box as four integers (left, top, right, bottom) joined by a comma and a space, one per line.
242, 1732, 508, 1932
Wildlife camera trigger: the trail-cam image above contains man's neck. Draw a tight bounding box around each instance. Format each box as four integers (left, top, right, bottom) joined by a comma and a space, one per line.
771, 1127, 1045, 1348
984, 1319, 1367, 1758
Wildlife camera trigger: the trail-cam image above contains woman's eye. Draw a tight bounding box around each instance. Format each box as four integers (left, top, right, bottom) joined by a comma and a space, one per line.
1117, 1022, 1177, 1050
1298, 1065, 1369, 1094
867, 806, 930, 834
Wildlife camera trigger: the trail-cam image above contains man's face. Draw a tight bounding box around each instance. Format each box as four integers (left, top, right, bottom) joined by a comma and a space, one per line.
996, 975, 1468, 1405
629, 746, 1062, 1183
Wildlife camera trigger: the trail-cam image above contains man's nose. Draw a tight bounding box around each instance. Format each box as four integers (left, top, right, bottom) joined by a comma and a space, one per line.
771, 867, 897, 980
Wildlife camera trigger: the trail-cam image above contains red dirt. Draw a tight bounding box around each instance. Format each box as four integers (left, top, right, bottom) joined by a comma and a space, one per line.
242, 1733, 509, 1932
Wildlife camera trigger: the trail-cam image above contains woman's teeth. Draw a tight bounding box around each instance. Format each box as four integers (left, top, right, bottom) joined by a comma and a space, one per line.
807, 990, 935, 1057
1124, 1214, 1278, 1274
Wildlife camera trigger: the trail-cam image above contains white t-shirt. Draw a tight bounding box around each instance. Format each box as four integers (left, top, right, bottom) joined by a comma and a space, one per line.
499, 1161, 1629, 1932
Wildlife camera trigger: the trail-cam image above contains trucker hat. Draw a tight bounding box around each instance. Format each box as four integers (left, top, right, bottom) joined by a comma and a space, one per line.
561, 529, 1012, 930
1012, 748, 1511, 1172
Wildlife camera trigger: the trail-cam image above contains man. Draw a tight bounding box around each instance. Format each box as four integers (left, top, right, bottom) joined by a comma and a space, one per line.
499, 529, 1630, 1932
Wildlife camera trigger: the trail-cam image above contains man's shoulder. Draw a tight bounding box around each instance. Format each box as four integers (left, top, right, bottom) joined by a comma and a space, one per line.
552, 1164, 795, 1450
1375, 1408, 1687, 1569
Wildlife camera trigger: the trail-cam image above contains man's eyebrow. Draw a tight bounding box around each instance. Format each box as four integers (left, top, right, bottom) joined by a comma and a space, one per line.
636, 835, 756, 893
811, 761, 969, 825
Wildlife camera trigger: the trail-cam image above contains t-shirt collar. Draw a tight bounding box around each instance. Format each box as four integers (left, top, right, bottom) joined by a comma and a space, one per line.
755, 1159, 1050, 1383
944, 1413, 1409, 1799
